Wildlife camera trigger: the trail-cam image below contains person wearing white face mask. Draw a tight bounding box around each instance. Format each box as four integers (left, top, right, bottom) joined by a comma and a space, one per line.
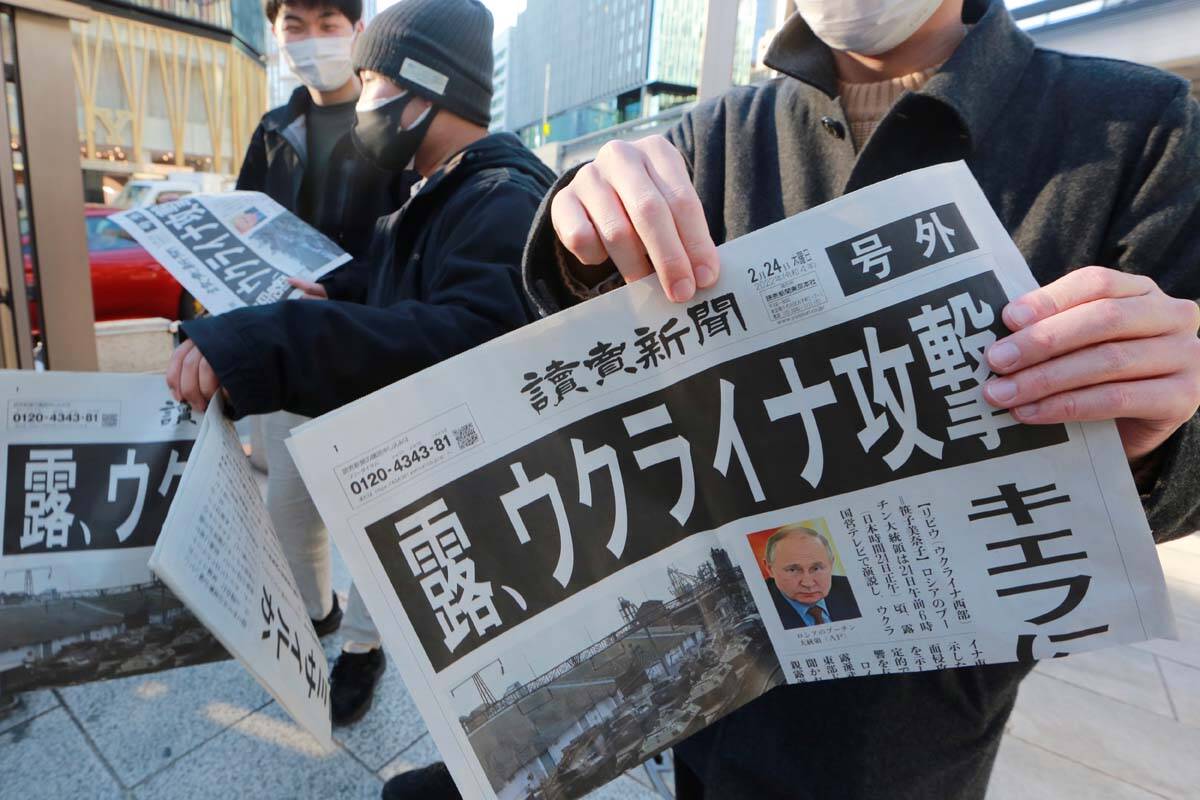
218, 0, 415, 730
521, 0, 1200, 798
167, 0, 556, 766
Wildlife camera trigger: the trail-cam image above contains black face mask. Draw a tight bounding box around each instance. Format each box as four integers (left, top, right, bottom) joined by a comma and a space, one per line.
351, 92, 438, 171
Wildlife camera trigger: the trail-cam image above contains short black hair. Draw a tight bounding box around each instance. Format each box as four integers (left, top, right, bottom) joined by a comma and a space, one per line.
264, 0, 363, 25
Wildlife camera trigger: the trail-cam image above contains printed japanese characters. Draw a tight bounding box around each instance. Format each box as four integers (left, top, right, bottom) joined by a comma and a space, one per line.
287, 163, 1174, 800
149, 396, 332, 749
0, 372, 226, 695
112, 191, 351, 316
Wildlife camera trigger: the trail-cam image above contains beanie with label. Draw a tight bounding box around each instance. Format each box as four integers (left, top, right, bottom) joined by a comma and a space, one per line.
353, 0, 494, 127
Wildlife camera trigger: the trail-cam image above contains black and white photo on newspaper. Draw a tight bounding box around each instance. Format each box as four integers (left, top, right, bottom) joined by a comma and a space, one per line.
0, 372, 227, 697
111, 191, 352, 316
286, 162, 1175, 800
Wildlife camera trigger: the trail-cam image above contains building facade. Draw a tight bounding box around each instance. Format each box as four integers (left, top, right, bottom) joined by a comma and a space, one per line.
490, 26, 509, 132
504, 0, 707, 146
502, 0, 774, 145
72, 0, 269, 197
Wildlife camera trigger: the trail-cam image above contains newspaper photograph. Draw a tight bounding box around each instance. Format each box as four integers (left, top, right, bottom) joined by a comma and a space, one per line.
0, 372, 226, 697
286, 162, 1176, 799
112, 191, 352, 315
150, 396, 332, 749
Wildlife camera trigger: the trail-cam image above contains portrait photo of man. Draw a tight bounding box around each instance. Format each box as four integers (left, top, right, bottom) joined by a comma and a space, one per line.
761, 524, 861, 630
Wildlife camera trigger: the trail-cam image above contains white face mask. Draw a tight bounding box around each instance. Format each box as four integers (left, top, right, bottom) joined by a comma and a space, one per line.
794, 0, 943, 56
282, 34, 356, 92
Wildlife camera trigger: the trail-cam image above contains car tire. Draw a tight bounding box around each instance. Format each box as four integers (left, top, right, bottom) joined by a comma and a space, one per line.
177, 290, 206, 321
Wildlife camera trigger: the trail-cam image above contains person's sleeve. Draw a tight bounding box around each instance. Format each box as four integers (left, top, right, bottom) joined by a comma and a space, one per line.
1104, 83, 1200, 543
317, 213, 392, 303
235, 123, 268, 192
317, 256, 370, 303
521, 113, 699, 318
182, 180, 538, 420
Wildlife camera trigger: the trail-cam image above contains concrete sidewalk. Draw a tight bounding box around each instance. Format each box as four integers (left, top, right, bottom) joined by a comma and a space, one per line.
3, 534, 1198, 800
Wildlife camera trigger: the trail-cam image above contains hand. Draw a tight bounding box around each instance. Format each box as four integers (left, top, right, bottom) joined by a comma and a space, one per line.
551, 135, 720, 303
288, 277, 328, 300
166, 340, 222, 413
982, 266, 1200, 461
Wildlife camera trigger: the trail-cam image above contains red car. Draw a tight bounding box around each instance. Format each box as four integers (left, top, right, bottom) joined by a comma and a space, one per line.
26, 205, 201, 328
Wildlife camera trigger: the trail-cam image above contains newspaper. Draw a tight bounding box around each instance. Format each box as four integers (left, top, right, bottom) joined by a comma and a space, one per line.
112, 191, 352, 315
0, 372, 226, 696
149, 395, 332, 748
287, 162, 1175, 800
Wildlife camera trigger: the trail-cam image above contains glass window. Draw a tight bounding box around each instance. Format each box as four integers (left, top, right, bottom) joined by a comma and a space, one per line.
85, 216, 135, 251
112, 183, 153, 209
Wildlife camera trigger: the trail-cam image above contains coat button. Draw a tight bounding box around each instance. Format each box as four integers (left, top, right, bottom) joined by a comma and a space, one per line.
821, 116, 846, 139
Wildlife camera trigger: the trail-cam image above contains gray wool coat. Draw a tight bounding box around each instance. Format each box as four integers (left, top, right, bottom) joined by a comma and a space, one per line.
521, 0, 1200, 797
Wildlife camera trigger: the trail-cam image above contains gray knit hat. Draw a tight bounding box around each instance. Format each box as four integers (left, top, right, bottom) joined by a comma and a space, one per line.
353, 0, 493, 127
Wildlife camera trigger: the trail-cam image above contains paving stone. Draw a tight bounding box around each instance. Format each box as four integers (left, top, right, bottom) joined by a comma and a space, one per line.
133, 701, 380, 800
1034, 645, 1173, 717
0, 707, 125, 799
1134, 615, 1200, 670
378, 733, 443, 781
986, 735, 1161, 800
0, 688, 58, 736
1165, 573, 1200, 623
1008, 672, 1200, 799
1158, 547, 1200, 592
1157, 656, 1200, 728
58, 656, 271, 787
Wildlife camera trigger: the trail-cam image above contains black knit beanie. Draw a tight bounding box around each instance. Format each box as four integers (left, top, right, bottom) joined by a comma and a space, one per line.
353, 0, 494, 127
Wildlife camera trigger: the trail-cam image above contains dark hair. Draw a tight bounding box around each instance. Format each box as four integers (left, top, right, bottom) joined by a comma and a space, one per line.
264, 0, 363, 25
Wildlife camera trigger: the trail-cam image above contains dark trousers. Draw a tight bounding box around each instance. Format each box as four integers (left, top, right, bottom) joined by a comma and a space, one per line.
672, 662, 1031, 799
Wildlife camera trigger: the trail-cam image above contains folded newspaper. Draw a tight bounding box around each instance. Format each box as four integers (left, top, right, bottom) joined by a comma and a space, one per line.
284, 162, 1175, 799
150, 395, 332, 749
0, 372, 227, 694
112, 191, 351, 315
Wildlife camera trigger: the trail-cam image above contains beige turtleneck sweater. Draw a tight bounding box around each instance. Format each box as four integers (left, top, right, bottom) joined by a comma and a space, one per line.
838, 65, 940, 150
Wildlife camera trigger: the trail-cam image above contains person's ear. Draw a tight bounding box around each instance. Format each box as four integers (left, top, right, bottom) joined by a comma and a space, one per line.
353, 19, 364, 34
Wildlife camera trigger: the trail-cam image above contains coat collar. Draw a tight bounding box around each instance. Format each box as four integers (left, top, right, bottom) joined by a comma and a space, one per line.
764, 0, 1037, 147
262, 85, 313, 133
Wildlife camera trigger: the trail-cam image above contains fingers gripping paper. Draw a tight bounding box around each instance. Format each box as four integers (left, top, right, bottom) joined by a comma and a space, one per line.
286, 163, 1175, 799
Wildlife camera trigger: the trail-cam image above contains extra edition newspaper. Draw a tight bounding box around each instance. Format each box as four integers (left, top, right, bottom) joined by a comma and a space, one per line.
112, 191, 352, 315
150, 396, 332, 748
287, 162, 1175, 799
0, 372, 226, 695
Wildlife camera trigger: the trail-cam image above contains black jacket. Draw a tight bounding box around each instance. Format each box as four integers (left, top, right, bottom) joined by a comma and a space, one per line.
525, 1, 1199, 548
236, 86, 414, 301
184, 133, 555, 420
767, 577, 861, 630
521, 2, 1200, 798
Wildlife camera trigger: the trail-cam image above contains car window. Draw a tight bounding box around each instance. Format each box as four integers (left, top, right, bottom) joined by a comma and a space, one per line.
86, 217, 136, 252
112, 183, 151, 208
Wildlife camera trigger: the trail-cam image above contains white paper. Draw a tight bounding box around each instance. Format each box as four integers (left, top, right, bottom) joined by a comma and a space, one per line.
0, 371, 223, 693
112, 191, 352, 315
287, 162, 1176, 799
150, 395, 332, 749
